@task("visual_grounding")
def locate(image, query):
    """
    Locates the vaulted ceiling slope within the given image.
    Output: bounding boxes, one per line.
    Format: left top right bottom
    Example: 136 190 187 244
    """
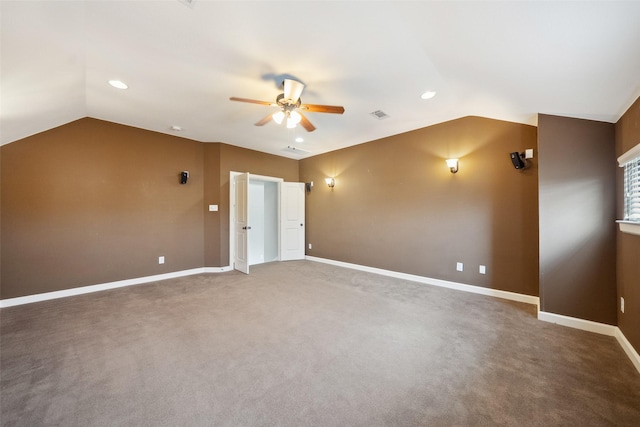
2 1 640 159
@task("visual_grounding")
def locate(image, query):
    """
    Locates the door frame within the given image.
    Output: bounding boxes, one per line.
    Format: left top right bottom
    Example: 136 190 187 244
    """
230 171 284 271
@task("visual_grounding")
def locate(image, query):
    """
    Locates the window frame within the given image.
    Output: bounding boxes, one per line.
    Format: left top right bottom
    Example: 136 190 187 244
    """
617 142 640 236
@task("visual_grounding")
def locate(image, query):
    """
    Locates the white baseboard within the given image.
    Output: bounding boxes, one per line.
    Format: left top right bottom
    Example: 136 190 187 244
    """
0 266 233 308
615 328 640 374
306 256 540 306
537 311 617 336
538 310 640 374
204 266 234 273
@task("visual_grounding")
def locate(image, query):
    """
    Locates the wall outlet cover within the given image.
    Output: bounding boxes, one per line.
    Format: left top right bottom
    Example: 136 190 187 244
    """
456 262 463 272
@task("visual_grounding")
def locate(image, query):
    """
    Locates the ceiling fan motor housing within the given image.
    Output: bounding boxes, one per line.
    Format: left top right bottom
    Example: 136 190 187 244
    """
276 93 301 111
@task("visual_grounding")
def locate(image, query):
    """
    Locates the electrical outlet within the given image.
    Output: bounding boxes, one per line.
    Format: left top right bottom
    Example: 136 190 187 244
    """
479 265 486 274
159 256 165 265
308 243 312 249
621 297 625 313
456 262 463 272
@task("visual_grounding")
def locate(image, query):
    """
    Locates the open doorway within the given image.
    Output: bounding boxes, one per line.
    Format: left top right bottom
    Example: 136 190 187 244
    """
230 172 305 274
248 179 279 265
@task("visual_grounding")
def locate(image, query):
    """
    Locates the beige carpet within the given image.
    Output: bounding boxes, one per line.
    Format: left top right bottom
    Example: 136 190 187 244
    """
1 260 639 426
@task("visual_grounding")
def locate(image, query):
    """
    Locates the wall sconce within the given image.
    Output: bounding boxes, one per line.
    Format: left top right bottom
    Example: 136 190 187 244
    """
446 159 459 174
325 177 335 188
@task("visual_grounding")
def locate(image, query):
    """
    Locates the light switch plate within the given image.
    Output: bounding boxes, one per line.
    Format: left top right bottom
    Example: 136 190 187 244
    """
209 204 218 212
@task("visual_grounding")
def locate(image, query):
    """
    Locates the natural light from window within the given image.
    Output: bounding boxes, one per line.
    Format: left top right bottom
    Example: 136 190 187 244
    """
624 158 640 221
617 143 640 235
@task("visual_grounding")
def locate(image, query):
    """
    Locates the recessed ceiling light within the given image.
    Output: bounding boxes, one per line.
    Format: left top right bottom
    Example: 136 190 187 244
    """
108 80 128 90
295 137 304 143
171 125 183 131
421 91 437 100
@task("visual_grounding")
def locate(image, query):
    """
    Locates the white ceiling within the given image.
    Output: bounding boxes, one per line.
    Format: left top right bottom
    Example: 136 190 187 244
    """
3 1 640 159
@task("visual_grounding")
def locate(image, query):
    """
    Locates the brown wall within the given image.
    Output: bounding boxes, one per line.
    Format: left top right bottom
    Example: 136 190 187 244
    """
1 118 205 299
1 110 632 352
300 116 539 295
203 143 222 267
538 114 617 324
615 96 640 351
1 120 300 297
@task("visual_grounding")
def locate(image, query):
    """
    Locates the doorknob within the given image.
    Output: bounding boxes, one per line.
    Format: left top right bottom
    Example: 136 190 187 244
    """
300 223 303 227
242 226 252 230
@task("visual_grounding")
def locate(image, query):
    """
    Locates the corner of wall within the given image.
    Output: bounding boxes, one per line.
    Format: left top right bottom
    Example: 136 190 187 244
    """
538 114 617 325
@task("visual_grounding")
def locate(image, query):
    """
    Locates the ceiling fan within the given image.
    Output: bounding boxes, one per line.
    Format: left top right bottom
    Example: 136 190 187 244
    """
230 79 344 132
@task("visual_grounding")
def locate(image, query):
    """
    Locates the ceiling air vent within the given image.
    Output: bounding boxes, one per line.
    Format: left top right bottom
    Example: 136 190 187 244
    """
283 146 311 156
370 110 389 120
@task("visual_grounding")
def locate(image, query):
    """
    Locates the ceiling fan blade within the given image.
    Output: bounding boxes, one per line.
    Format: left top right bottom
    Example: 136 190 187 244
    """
254 114 274 126
300 103 345 114
299 113 316 132
283 79 304 102
230 97 275 106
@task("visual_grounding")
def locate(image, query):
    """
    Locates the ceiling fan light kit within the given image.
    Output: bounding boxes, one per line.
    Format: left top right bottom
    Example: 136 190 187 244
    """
272 111 285 124
230 78 344 132
286 111 302 128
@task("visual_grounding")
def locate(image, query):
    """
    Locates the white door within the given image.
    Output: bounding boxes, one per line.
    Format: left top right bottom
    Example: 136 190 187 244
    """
234 172 249 273
280 182 305 261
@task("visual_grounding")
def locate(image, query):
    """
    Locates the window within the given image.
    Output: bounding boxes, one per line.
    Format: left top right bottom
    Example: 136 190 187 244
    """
623 157 640 221
618 142 640 235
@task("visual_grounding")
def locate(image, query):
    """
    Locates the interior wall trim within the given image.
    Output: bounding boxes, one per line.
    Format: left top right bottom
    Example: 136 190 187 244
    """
0 266 233 308
204 266 234 273
305 256 540 306
615 327 640 374
537 310 617 335
538 310 640 374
